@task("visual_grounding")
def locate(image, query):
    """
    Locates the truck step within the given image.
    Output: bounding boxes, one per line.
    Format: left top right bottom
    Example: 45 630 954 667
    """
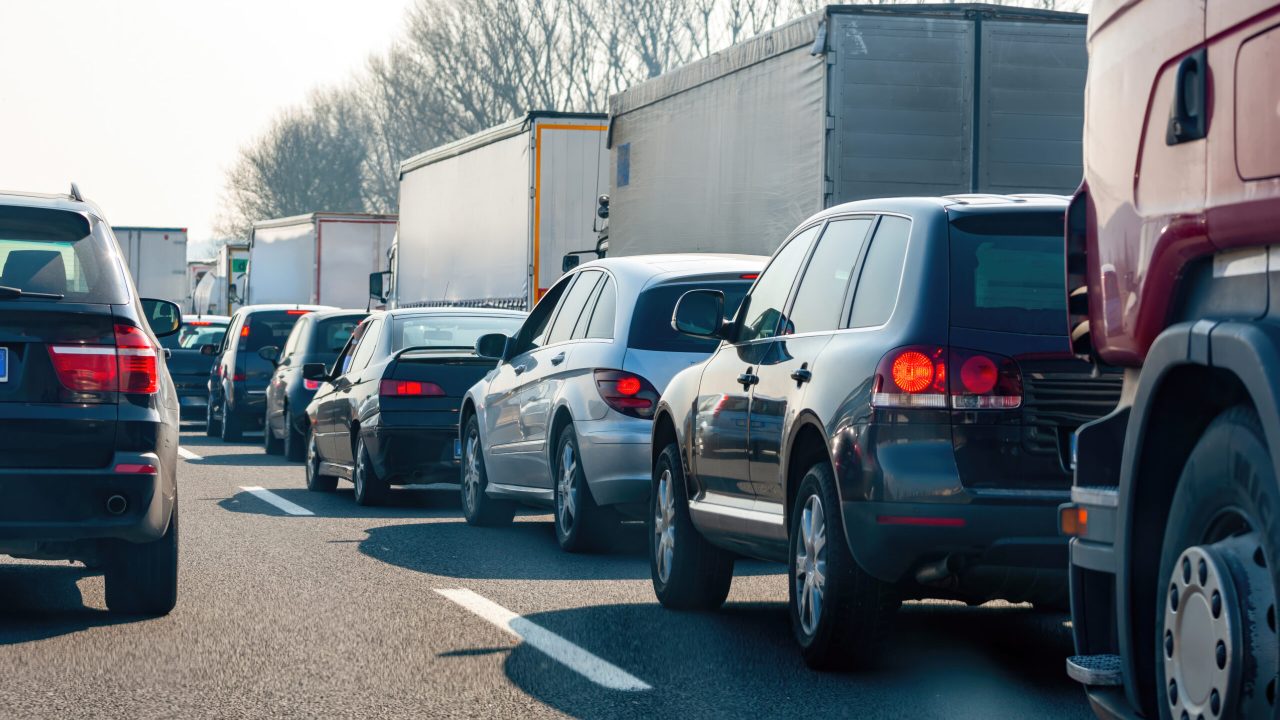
1066 654 1123 686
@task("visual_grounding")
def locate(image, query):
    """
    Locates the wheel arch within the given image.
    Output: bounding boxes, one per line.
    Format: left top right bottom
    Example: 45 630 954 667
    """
784 412 835 531
547 403 576 473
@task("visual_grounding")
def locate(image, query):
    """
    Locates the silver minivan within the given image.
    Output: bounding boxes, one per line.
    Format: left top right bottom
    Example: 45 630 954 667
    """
460 254 767 552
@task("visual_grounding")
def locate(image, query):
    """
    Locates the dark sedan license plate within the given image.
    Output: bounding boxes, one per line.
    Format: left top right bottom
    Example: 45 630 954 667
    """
0 347 7 382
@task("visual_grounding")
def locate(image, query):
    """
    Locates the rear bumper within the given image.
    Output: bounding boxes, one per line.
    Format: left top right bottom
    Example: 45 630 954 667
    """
365 416 460 483
0 451 173 553
576 416 651 507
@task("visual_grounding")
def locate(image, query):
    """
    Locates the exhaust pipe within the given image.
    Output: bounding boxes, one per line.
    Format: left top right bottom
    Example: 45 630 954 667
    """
106 495 128 516
915 554 965 586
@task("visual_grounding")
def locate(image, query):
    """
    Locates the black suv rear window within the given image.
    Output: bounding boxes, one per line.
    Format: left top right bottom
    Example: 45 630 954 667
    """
949 212 1067 336
628 280 750 352
0 206 127 303
240 311 307 352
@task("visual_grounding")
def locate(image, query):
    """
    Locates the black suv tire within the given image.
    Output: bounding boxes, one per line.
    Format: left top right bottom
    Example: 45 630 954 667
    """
104 499 179 616
789 462 899 670
305 427 338 492
352 436 388 506
283 411 306 462
460 414 516 527
205 397 221 437
220 403 243 442
650 443 733 610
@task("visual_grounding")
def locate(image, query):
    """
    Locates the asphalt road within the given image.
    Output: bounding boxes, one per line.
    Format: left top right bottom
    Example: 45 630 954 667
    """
0 427 1095 719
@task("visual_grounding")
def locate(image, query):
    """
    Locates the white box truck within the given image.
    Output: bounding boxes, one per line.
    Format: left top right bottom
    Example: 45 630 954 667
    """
192 241 249 316
246 213 396 309
607 4 1087 256
113 226 188 305
388 111 608 310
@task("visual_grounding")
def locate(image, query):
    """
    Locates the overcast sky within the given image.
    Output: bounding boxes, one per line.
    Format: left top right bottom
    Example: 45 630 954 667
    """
0 0 415 258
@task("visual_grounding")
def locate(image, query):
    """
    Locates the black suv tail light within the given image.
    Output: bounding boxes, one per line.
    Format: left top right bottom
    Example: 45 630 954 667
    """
593 370 659 419
48 323 159 397
871 346 1021 410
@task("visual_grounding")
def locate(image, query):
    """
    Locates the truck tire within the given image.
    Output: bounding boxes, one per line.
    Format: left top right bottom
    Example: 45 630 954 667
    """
220 402 243 442
283 411 306 462
1155 406 1279 720
460 414 515 527
263 414 283 455
205 397 221 437
104 499 179 616
305 427 338 492
650 443 733 610
352 436 388 506
554 424 615 553
789 462 899 671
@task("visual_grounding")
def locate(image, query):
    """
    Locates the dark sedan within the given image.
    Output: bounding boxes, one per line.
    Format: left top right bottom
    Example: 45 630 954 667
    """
157 315 228 421
303 308 525 505
261 310 365 461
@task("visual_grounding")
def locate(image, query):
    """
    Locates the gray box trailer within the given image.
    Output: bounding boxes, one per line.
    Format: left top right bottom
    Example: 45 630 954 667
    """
247 213 396 308
607 3 1087 256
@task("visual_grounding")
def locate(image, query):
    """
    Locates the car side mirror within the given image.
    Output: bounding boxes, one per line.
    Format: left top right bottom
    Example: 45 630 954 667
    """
258 345 280 365
369 271 390 303
672 289 726 339
475 333 510 361
562 254 580 272
140 298 181 337
302 362 329 382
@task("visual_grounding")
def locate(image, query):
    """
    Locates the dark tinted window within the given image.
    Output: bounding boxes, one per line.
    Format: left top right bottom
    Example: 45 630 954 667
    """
790 217 873 334
239 311 308 352
310 316 364 355
159 321 228 350
512 275 571 354
546 271 601 345
0 206 127 303
584 277 616 339
391 314 524 352
850 216 911 328
348 318 383 371
949 212 1067 336
736 225 819 342
628 280 750 352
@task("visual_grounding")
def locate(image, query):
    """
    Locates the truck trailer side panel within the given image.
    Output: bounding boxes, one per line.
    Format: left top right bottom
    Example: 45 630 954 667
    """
114 227 188 306
316 219 396 308
532 118 609 300
248 221 315 305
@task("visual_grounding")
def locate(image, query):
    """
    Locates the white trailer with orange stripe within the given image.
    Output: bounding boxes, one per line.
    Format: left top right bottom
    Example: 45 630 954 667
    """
390 111 608 310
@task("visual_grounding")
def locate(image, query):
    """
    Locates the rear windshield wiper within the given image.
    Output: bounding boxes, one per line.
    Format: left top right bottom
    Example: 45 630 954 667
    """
0 285 65 300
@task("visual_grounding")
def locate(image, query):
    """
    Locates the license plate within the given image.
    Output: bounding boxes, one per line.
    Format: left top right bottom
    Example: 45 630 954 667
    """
0 347 7 383
453 438 462 460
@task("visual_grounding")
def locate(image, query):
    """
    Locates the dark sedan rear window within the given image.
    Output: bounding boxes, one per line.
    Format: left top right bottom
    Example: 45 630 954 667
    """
628 280 750 352
0 206 127 303
240 311 307 352
949 212 1067 336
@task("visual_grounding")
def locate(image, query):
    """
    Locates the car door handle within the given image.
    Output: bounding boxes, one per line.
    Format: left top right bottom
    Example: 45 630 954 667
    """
737 372 759 387
550 352 566 366
791 368 812 384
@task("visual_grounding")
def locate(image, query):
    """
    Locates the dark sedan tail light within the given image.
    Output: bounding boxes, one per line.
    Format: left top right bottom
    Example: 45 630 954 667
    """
594 370 659 419
47 323 159 396
379 379 445 397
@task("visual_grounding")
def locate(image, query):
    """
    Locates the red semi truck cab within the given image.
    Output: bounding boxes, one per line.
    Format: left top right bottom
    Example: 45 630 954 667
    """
1063 1 1280 719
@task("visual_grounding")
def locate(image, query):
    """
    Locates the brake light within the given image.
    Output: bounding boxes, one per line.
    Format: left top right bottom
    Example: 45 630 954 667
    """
114 324 158 394
304 379 321 391
740 273 759 280
114 463 157 474
286 309 311 315
188 320 212 326
240 326 250 337
594 370 659 419
47 324 159 396
379 379 445 397
871 346 1021 410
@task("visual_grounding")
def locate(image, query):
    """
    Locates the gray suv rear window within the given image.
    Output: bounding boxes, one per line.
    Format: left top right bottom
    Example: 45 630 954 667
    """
0 206 127 303
949 212 1067 336
628 280 750 353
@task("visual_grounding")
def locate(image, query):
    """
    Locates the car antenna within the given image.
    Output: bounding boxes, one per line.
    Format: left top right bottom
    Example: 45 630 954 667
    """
69 182 84 202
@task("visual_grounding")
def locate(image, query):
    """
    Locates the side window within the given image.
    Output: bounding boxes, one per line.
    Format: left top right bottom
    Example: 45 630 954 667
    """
583 276 617 339
849 216 911 328
735 224 820 342
348 318 383 373
788 217 874 334
280 317 307 362
335 322 365 375
224 314 243 352
512 276 573 355
546 271 602 345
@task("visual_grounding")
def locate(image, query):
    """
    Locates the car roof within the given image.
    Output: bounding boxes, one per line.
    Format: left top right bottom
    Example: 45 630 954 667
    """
576 253 768 282
234 304 337 315
0 189 106 222
307 310 370 322
810 194 1069 224
182 314 231 324
375 307 528 318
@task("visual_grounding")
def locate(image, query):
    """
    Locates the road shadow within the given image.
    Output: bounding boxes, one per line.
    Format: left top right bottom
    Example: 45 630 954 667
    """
0 564 140 644
476 600 1091 720
217 486 470 519
359 519 782 581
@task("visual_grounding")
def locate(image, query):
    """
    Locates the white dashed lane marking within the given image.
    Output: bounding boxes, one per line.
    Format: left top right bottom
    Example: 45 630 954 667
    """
239 486 314 516
435 588 652 692
177 447 203 461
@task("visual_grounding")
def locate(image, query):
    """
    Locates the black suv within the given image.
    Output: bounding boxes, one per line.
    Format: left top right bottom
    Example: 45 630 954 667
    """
204 303 332 441
261 310 365 460
650 196 1121 668
0 189 183 615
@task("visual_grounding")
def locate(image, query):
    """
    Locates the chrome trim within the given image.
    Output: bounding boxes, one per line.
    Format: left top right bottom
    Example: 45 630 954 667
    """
1071 485 1119 508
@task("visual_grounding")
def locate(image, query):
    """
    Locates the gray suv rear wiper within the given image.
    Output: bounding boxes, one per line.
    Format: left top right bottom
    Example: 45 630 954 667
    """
0 284 66 300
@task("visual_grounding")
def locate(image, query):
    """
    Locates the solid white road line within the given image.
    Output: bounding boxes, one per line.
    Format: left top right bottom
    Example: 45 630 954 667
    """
239 486 314 516
435 588 651 692
177 447 203 461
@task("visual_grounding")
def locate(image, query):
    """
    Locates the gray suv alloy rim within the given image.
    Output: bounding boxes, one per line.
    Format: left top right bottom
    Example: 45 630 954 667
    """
794 494 828 637
1164 530 1277 719
462 431 482 515
654 468 676 584
557 441 579 534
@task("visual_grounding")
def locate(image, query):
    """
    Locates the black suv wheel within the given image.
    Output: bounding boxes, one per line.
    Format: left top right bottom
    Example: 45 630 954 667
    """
205 395 221 437
220 402 243 442
650 443 733 610
789 462 899 670
283 411 306 462
104 499 179 616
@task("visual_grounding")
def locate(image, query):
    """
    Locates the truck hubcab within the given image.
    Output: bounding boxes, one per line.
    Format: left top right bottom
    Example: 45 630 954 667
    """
1163 528 1277 720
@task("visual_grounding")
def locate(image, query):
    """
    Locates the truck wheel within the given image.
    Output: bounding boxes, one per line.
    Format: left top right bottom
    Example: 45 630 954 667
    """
460 414 515 527
283 411 306 462
263 414 283 455
205 397 221 437
650 443 733 610
352 437 387 506
220 402 243 442
554 424 614 552
104 498 179 616
1156 406 1279 720
789 462 899 671
305 427 337 492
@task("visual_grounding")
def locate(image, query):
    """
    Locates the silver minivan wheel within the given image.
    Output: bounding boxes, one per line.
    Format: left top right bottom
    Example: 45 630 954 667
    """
556 440 580 535
462 431 482 516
